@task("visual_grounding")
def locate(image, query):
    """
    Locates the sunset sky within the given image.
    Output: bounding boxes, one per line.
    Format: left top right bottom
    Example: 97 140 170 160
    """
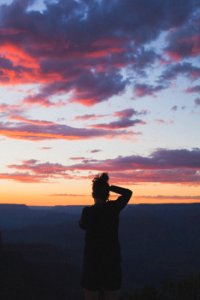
0 0 200 206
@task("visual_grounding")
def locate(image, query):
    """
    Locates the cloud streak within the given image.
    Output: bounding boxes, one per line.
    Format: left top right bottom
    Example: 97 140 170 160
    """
136 195 200 200
90 119 145 130
2 148 199 184
9 148 200 171
89 108 147 129
0 117 133 141
133 83 166 98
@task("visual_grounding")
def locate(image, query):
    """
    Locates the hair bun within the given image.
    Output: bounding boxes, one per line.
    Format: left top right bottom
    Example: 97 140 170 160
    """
99 172 109 183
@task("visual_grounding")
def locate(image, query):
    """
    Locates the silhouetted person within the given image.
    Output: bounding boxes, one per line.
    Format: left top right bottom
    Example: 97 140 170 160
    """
79 173 132 300
0 231 2 253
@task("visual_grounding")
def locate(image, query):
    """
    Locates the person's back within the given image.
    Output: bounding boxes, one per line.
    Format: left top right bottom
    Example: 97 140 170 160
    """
79 173 132 300
83 202 121 263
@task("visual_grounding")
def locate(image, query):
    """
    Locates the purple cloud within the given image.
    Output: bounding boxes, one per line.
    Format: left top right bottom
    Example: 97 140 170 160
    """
0 118 133 141
0 103 25 117
186 85 200 94
165 14 200 60
133 83 166 97
90 149 102 154
89 107 147 129
90 119 145 129
171 105 178 111
64 148 200 172
0 0 199 105
72 70 128 105
114 108 147 118
194 98 200 106
4 148 200 184
161 63 200 82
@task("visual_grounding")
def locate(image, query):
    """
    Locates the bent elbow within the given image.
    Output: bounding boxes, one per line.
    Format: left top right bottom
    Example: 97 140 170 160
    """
126 189 133 201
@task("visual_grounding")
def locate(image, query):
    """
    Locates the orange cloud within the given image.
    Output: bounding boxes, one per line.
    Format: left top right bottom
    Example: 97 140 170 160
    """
0 43 62 85
0 172 45 183
10 115 55 126
0 43 37 68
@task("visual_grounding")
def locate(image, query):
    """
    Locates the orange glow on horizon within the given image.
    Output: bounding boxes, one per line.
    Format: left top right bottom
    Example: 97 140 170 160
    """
0 173 199 206
1 198 200 206
1 192 200 206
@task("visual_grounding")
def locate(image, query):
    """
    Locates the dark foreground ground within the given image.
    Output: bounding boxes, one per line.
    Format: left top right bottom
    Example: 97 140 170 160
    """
0 247 81 300
1 246 200 300
1 203 200 299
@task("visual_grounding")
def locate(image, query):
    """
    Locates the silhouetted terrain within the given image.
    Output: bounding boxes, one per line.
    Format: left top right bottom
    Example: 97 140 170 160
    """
120 204 200 289
1 203 200 298
124 273 200 300
0 245 81 299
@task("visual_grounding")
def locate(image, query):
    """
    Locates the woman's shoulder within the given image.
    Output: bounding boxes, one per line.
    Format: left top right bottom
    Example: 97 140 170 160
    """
82 205 96 213
82 206 90 212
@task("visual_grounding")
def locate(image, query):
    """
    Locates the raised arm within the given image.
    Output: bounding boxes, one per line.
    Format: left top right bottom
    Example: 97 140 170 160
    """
109 185 132 210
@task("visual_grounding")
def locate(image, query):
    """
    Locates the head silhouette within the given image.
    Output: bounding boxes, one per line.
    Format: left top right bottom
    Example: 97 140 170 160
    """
92 173 109 202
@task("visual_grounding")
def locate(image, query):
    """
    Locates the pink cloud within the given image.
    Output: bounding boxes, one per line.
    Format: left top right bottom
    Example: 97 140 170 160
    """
0 103 24 116
186 85 200 94
23 95 56 107
114 108 148 118
9 160 68 175
0 0 198 106
0 172 45 183
0 117 133 141
166 34 200 61
10 116 55 126
109 169 200 185
3 148 199 184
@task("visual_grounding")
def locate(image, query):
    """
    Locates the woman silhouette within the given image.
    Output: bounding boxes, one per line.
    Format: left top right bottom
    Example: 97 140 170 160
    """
79 173 132 300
